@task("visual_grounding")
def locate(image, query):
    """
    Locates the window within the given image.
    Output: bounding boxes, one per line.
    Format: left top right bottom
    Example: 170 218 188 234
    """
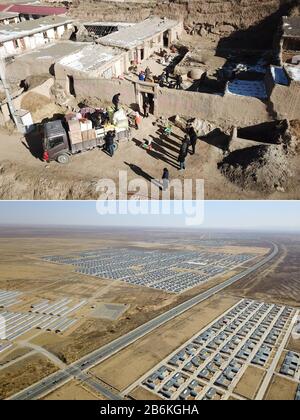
13 39 20 49
48 136 65 149
102 67 113 79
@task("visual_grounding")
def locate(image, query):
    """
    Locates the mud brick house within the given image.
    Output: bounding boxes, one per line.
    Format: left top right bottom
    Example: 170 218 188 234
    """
99 17 184 64
0 15 73 57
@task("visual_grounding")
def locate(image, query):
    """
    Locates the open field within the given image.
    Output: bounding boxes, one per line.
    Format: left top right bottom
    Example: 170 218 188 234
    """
0 347 31 367
42 380 104 400
0 354 58 399
265 375 299 400
227 240 300 307
234 366 266 399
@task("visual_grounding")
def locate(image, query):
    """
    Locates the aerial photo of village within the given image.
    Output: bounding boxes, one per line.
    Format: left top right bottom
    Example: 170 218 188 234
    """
0 0 299 199
0 0 299 405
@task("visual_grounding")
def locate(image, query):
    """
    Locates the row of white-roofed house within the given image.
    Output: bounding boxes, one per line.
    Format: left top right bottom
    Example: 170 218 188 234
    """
0 310 79 340
0 299 86 340
0 290 22 308
30 298 87 317
0 340 13 353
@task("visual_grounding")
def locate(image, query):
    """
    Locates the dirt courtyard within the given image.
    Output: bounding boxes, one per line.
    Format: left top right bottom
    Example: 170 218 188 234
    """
1 114 300 200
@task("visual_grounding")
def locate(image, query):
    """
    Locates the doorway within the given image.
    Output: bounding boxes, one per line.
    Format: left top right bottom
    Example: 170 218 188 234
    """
163 31 170 48
67 75 75 96
141 92 155 116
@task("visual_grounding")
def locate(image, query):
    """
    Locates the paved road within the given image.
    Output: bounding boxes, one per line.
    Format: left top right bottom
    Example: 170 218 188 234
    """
10 243 279 400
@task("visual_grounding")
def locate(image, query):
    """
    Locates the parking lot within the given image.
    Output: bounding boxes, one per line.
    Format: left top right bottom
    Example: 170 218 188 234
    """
125 299 299 400
43 248 257 294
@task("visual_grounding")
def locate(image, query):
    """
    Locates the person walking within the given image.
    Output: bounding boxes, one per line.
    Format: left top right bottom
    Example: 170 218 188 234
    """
145 66 151 80
143 97 150 118
112 93 121 111
139 71 145 81
175 74 183 90
162 168 170 191
158 72 166 88
135 112 142 130
187 125 198 155
105 130 116 157
178 138 189 171
165 67 170 83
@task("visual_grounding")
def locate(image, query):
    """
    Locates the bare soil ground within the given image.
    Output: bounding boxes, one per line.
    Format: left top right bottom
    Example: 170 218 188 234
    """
286 337 300 354
234 366 266 399
0 354 58 399
1 115 300 199
129 386 163 401
227 240 300 307
264 375 298 400
0 347 31 367
42 379 104 400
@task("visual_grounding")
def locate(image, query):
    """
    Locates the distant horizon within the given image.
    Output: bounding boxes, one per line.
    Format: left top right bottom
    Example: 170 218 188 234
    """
0 222 299 234
0 201 299 232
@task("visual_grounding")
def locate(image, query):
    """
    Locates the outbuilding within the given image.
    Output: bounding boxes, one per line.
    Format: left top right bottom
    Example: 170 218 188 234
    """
99 17 184 64
55 44 128 97
0 15 73 57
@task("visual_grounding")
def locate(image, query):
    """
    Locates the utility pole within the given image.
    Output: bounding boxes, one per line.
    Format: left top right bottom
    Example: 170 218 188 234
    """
0 53 22 132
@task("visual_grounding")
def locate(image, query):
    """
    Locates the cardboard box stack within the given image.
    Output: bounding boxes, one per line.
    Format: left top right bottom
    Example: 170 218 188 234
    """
68 119 82 145
82 129 96 141
79 119 95 142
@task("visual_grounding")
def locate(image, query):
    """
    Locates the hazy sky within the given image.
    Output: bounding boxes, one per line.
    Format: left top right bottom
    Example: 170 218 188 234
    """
0 201 299 231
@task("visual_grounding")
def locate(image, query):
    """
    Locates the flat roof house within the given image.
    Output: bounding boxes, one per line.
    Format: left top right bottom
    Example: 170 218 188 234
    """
55 44 128 96
0 15 74 57
0 12 20 26
99 17 184 64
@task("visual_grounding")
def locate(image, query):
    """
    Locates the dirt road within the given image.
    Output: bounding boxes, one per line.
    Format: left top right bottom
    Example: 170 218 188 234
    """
0 119 299 200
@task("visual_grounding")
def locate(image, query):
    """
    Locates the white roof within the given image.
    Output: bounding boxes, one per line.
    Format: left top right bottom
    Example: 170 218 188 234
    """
285 64 300 82
58 44 123 72
99 17 179 49
0 12 19 21
0 15 73 43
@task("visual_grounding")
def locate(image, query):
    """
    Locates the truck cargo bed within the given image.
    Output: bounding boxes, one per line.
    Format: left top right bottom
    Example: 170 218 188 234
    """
69 128 131 154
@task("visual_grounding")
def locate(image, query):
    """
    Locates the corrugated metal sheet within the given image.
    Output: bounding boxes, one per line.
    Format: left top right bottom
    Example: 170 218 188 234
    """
8 5 67 16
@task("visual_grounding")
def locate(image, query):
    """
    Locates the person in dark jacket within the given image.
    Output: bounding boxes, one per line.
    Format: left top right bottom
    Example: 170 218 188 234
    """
112 93 121 111
187 125 198 155
162 168 170 191
105 131 116 157
143 97 150 118
165 67 170 82
178 137 189 171
158 73 166 87
175 74 183 90
145 66 151 80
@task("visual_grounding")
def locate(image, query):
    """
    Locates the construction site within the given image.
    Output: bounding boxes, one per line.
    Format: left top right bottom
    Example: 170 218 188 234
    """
0 224 299 400
0 0 299 199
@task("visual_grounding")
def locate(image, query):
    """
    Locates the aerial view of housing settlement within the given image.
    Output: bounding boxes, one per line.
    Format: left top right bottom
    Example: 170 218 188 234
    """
0 0 299 408
0 200 300 403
